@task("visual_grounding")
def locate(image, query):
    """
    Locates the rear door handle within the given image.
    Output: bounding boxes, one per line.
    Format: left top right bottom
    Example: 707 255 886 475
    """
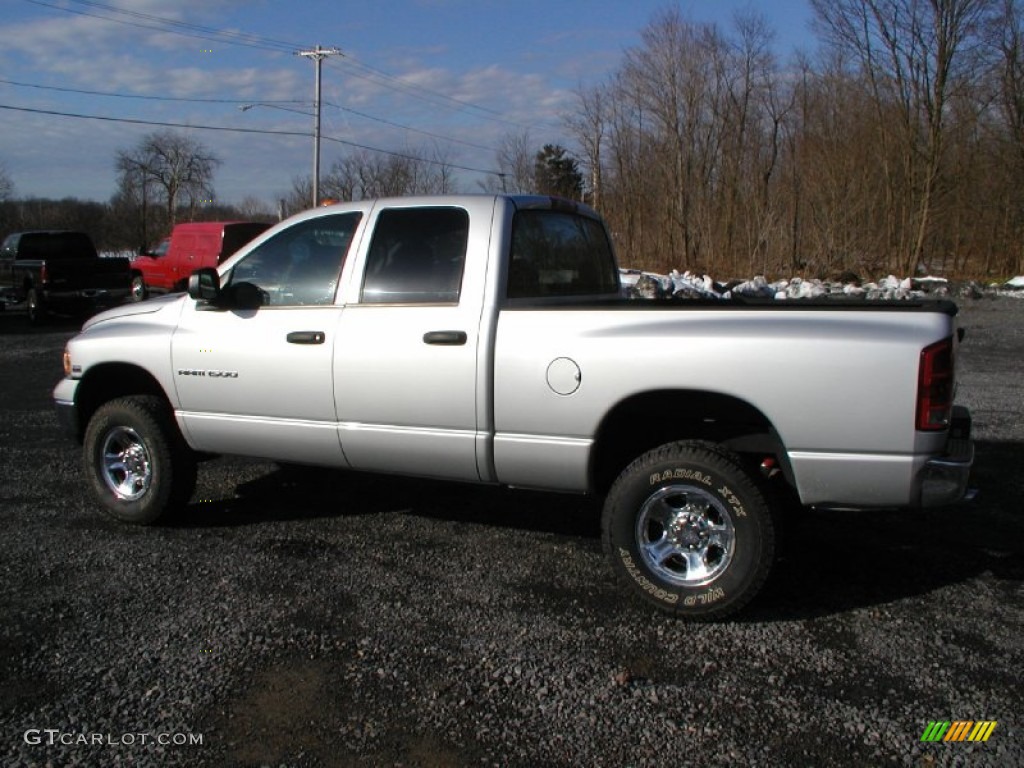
423 330 467 346
287 331 326 344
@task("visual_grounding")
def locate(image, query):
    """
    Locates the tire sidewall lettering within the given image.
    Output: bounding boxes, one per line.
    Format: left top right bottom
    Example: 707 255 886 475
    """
617 547 680 604
649 468 713 487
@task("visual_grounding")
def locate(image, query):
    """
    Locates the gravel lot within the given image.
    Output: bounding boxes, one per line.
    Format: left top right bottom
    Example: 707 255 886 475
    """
1 298 1021 767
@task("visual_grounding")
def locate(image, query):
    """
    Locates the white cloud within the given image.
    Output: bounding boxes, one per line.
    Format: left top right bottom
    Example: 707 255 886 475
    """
0 1 587 203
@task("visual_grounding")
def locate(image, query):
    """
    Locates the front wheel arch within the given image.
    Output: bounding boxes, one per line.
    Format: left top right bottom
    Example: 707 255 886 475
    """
71 364 171 442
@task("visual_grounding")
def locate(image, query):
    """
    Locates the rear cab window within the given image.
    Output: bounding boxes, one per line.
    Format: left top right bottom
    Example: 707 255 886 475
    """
506 210 620 301
14 232 98 260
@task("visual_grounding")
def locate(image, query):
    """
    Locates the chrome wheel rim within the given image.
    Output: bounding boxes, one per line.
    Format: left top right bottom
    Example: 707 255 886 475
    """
130 277 145 301
636 485 735 587
100 426 152 501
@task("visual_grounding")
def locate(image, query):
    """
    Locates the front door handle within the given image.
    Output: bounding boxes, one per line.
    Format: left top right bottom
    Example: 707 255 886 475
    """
287 331 326 345
423 330 467 346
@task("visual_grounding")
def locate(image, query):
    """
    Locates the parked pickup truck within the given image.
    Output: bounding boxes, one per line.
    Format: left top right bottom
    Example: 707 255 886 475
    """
1 230 132 324
129 220 271 301
52 195 974 619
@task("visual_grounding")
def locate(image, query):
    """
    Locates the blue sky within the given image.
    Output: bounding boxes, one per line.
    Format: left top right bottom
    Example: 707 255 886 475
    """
0 1 816 206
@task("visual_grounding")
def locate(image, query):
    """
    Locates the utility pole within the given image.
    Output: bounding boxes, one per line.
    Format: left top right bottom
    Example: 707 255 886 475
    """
296 44 342 207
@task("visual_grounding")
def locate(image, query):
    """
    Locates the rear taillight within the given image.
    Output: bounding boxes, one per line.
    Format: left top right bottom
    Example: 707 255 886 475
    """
917 337 954 431
39 263 48 283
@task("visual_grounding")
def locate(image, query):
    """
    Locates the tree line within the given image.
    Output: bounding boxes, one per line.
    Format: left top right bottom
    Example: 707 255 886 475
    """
0 134 270 253
565 0 1024 279
0 134 583 254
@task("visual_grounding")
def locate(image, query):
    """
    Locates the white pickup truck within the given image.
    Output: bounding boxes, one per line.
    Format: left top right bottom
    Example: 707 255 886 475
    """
53 195 974 619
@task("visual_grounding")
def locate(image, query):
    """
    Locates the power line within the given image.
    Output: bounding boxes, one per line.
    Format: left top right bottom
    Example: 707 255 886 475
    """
65 0 301 51
0 76 503 156
329 57 506 119
324 57 543 131
0 77 305 106
22 0 533 130
322 100 497 153
20 0 292 52
0 102 504 177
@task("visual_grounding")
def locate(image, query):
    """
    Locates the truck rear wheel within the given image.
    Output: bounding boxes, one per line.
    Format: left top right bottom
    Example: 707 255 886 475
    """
130 275 148 302
26 288 47 325
83 396 196 524
602 441 775 620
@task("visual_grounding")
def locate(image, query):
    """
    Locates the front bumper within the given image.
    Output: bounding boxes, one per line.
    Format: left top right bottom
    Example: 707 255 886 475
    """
53 377 81 441
919 406 975 507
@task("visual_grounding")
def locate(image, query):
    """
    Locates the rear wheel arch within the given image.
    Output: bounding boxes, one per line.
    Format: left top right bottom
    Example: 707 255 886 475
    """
588 389 794 496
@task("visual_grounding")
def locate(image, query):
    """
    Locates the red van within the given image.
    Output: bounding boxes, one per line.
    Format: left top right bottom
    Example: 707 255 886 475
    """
129 221 271 300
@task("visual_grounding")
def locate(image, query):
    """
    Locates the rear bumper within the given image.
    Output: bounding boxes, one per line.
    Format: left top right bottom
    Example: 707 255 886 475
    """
40 286 131 311
918 406 975 507
790 405 975 509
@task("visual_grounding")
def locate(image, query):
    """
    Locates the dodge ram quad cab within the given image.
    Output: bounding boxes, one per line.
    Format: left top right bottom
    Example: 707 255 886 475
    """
52 195 974 619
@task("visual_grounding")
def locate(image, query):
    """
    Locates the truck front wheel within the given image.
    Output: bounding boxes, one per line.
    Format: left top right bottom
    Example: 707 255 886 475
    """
83 396 196 524
602 441 775 620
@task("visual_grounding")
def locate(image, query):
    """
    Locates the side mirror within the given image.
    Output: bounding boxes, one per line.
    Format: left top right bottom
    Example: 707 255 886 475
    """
229 281 268 309
188 267 220 301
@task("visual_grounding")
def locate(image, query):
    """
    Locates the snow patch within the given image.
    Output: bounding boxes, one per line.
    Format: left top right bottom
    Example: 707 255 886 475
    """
621 269 1024 301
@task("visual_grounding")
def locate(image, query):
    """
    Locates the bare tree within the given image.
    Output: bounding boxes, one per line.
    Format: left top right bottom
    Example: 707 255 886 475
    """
567 85 608 207
236 195 275 220
490 130 536 193
0 161 13 202
990 0 1024 273
324 147 456 201
115 147 158 247
115 130 222 231
284 176 314 216
621 10 736 269
811 0 997 273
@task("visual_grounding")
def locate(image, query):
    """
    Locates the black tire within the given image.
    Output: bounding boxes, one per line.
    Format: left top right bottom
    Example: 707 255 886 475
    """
26 288 47 325
83 396 197 525
130 274 148 302
602 440 775 620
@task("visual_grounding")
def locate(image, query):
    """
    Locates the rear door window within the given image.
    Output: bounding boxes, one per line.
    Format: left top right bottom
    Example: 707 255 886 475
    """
360 208 469 304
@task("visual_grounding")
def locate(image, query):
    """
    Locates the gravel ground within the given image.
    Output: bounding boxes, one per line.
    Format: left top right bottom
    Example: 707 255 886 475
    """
0 298 1021 767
